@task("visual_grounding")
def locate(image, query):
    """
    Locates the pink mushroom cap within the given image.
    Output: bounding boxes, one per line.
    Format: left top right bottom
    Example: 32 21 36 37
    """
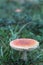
15 9 22 12
10 38 39 51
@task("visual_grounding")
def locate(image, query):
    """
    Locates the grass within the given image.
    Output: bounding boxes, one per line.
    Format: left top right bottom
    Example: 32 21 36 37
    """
0 0 43 65
0 23 43 65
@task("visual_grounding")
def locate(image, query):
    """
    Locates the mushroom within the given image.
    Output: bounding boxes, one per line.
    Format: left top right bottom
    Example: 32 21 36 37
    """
15 9 22 13
10 38 39 62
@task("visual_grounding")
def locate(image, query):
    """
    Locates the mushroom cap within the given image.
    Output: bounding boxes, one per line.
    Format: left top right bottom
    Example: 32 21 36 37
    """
15 9 22 12
10 38 39 51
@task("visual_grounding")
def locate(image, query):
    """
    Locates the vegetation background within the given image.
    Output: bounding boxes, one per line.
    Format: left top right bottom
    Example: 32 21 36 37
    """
0 0 43 65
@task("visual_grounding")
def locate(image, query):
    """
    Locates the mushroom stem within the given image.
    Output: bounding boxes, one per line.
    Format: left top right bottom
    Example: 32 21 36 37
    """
21 50 27 62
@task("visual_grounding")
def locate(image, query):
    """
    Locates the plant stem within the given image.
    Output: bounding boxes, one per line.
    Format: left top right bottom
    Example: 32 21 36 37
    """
21 50 28 62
